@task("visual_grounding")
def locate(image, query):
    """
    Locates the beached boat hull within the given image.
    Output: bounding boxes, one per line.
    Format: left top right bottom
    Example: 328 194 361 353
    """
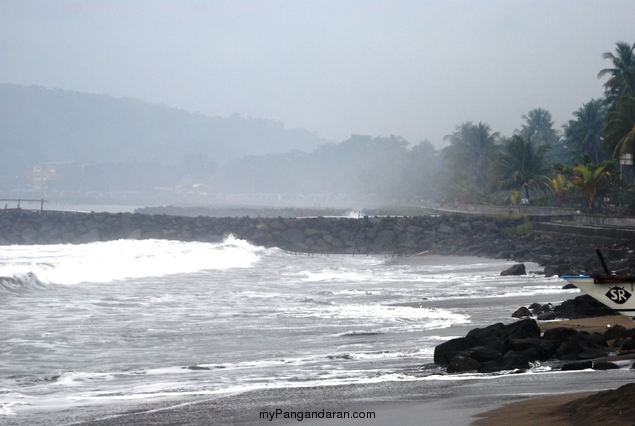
561 275 635 319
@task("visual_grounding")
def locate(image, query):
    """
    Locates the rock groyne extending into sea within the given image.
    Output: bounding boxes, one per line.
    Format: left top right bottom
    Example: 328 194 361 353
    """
0 209 626 276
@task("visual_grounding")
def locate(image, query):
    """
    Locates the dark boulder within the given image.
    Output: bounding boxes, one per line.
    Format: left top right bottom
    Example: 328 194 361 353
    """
478 350 530 373
556 333 609 360
447 355 481 373
593 361 620 370
561 361 593 371
553 294 618 319
542 327 579 344
528 302 543 313
511 307 532 318
603 324 631 341
504 320 542 341
621 339 635 351
466 346 502 363
466 319 541 343
537 312 557 320
501 264 526 276
506 338 559 361
433 337 481 365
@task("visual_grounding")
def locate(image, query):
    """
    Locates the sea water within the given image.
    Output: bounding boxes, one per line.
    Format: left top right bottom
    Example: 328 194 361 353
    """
0 237 579 423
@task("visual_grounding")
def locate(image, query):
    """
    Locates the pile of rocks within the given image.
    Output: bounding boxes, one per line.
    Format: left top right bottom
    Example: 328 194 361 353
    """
512 295 619 320
434 319 635 373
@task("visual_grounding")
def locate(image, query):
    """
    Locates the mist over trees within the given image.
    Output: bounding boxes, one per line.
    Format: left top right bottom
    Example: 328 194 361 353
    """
220 136 442 201
0 84 329 190
2 41 635 210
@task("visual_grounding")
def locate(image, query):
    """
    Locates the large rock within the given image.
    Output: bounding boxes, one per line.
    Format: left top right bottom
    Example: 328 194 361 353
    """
553 295 618 319
433 337 481 365
447 355 481 373
466 319 541 345
478 350 530 373
506 338 559 361
501 264 526 276
511 307 532 318
466 346 502 363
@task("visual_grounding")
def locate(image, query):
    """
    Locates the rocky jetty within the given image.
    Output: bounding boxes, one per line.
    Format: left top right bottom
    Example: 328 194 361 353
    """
0 210 530 256
0 209 619 272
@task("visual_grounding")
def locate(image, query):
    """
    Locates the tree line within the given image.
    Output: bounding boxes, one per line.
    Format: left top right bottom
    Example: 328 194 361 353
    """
440 41 635 212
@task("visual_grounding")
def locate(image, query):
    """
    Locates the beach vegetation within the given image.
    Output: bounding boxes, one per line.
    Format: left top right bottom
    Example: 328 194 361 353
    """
562 99 606 165
492 135 551 199
599 42 635 165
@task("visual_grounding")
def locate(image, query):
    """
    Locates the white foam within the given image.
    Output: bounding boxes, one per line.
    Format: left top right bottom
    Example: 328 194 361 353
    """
0 401 29 416
298 270 365 282
0 236 261 287
279 304 470 330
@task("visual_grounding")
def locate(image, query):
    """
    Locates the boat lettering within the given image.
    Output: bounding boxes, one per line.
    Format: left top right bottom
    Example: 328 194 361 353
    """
606 286 632 304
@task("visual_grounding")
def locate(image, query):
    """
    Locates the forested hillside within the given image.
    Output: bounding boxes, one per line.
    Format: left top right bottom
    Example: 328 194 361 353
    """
0 84 328 188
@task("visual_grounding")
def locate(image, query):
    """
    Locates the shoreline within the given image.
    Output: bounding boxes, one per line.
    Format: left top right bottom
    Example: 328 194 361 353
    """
24 316 631 426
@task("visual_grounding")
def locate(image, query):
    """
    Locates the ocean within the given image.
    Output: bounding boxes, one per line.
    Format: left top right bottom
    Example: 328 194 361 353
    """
0 236 616 424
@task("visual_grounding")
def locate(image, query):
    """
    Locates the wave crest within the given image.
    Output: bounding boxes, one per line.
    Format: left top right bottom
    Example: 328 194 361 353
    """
0 236 262 290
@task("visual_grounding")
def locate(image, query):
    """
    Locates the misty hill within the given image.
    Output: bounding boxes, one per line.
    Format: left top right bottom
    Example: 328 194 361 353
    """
0 84 329 185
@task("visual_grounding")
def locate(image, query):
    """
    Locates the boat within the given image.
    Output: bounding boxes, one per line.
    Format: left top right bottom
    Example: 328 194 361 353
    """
560 249 635 319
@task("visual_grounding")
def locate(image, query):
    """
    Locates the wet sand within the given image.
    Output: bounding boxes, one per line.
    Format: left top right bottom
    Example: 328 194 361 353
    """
472 392 596 425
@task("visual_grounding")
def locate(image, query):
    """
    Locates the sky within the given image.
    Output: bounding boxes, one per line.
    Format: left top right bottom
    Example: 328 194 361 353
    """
1 0 634 148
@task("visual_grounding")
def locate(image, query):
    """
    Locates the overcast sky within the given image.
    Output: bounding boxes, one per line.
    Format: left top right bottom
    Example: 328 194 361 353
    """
1 0 634 148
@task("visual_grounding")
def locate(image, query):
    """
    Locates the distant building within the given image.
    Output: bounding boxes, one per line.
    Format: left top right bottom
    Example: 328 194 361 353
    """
31 164 57 189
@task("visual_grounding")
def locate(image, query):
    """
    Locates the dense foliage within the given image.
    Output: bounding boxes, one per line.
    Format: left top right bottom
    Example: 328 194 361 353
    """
438 41 635 211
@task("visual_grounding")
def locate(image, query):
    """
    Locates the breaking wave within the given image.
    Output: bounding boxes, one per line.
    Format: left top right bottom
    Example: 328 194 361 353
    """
0 236 262 291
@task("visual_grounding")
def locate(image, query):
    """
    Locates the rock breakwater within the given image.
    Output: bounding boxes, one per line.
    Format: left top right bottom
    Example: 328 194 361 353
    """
0 209 627 276
0 210 524 254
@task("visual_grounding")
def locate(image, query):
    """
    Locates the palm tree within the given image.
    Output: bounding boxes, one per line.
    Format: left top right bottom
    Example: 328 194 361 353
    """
508 190 522 206
519 108 560 146
544 174 570 207
571 165 611 211
443 122 500 193
562 99 606 164
493 135 551 199
598 41 635 101
598 42 635 158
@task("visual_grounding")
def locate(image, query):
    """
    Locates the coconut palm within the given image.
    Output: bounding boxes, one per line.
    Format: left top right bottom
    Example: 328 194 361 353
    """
598 42 635 158
571 165 611 211
442 122 500 193
544 174 571 207
519 108 560 147
562 99 606 164
598 41 635 101
493 135 551 199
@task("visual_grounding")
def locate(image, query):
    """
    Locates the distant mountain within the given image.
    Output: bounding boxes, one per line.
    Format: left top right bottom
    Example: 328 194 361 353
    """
0 84 330 187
